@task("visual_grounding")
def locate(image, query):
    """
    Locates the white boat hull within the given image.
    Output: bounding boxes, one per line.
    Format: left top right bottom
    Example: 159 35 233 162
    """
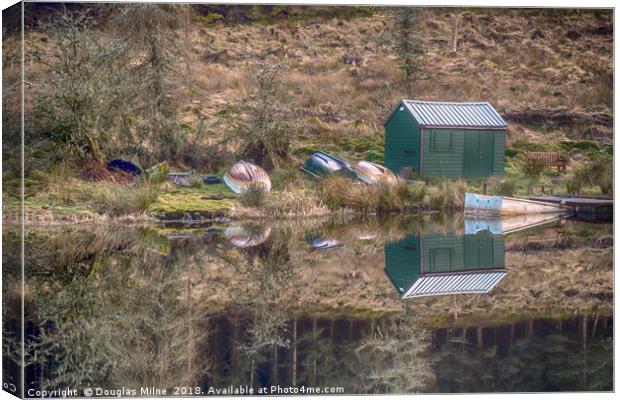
464 193 571 216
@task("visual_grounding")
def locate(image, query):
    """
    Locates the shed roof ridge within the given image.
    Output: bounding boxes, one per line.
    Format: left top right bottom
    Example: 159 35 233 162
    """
398 99 507 128
402 99 492 105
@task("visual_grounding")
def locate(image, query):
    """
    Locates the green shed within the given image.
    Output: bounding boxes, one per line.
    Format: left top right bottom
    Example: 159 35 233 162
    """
384 100 507 178
384 230 506 299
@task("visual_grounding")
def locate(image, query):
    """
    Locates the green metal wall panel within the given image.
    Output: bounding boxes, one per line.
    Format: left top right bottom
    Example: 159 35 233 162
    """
462 230 505 270
384 105 420 175
463 130 495 177
384 235 421 295
421 233 465 273
420 129 465 178
492 235 505 268
492 130 506 176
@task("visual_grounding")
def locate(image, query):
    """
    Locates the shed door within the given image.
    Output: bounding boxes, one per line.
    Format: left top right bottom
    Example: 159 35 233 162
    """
464 130 494 177
463 231 494 270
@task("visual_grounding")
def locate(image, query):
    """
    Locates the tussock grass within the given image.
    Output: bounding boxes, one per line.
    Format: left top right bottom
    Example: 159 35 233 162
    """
95 177 162 216
317 176 420 213
427 179 468 211
264 187 329 217
269 167 303 190
238 183 267 207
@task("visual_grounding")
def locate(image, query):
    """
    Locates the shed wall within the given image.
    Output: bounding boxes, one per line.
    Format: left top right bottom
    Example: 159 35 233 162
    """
385 106 420 175
384 235 420 294
492 130 506 176
421 128 506 178
421 128 465 178
421 233 465 273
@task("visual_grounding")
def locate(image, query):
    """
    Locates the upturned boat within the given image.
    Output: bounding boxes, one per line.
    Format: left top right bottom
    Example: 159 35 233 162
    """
300 151 357 179
353 160 399 185
464 192 571 216
223 161 271 194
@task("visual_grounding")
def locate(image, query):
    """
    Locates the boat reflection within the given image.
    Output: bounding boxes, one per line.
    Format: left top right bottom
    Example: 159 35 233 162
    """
224 225 272 248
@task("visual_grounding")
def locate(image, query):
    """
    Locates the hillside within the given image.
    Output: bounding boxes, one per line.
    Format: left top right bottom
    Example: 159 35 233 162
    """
177 7 613 156
2 5 614 222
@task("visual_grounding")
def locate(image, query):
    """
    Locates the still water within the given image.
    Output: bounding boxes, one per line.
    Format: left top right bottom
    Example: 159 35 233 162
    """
2 214 613 395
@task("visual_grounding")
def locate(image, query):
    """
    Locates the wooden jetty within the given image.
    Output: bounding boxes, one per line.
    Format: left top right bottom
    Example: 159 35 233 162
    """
529 195 613 222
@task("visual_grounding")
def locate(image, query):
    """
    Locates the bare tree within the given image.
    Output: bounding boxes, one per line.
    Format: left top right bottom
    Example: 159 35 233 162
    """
32 11 132 162
229 61 293 170
111 4 183 162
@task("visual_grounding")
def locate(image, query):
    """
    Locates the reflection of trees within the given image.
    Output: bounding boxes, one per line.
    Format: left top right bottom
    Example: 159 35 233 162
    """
219 230 298 387
431 326 613 392
214 222 432 393
236 238 296 353
2 230 23 394
24 227 210 392
355 316 430 393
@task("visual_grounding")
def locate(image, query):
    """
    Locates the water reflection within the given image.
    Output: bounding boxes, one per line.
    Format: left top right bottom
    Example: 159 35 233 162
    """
2 214 613 395
385 229 506 299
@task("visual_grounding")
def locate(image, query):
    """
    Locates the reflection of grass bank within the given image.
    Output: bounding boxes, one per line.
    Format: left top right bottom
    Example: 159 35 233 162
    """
13 216 613 335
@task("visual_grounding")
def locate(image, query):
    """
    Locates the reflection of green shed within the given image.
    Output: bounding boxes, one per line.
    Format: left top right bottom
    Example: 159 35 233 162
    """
385 230 506 299
384 100 507 178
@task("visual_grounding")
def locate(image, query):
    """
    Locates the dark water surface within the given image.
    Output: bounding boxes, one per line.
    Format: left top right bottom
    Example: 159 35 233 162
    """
2 214 613 395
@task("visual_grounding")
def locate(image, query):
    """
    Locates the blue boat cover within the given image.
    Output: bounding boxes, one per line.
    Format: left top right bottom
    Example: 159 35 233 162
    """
107 159 143 176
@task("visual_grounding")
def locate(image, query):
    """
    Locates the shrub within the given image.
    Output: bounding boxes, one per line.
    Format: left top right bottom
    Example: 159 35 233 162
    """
564 174 584 196
270 167 302 190
504 147 523 158
521 157 546 178
490 177 518 197
239 183 267 207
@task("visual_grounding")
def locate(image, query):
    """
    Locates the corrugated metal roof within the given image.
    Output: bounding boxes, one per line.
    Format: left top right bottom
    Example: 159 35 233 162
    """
402 100 507 128
402 271 506 299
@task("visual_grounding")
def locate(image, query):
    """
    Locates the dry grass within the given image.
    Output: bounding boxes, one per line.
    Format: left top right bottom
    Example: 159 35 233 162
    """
427 179 468 211
265 186 330 217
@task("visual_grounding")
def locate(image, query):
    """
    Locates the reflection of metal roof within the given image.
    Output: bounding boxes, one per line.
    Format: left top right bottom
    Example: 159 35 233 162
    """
402 271 507 299
402 100 507 128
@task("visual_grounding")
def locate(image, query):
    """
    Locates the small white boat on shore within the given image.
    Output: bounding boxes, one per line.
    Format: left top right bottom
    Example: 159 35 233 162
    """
464 192 572 217
223 161 271 194
353 161 399 185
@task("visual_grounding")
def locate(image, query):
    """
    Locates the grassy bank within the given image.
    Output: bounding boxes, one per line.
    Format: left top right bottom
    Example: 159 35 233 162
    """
6 149 612 225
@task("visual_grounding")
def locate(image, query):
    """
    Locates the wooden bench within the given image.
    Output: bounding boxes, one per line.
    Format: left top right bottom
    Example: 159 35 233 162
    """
526 152 569 172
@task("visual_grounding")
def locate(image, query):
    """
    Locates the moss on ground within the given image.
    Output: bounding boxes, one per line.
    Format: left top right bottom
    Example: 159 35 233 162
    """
149 183 236 217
